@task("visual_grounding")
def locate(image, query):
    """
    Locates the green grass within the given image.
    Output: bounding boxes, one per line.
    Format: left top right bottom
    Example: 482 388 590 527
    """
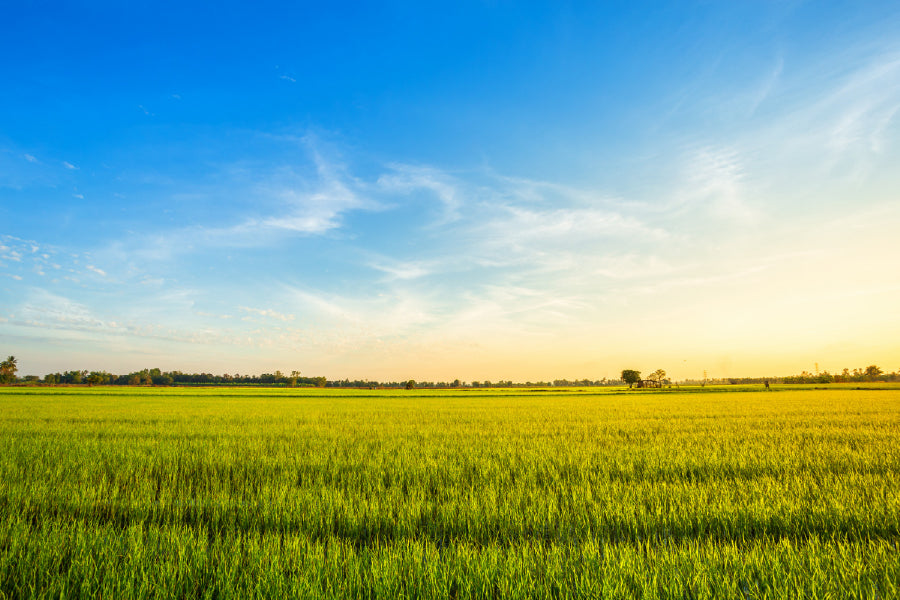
1 386 898 598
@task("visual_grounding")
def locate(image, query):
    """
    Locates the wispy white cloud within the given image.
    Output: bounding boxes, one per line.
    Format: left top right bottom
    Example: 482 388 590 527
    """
257 185 361 233
824 60 900 157
238 306 295 322
195 310 233 320
24 153 38 163
378 164 464 225
62 161 78 170
592 254 676 280
289 286 437 333
485 205 668 244
747 55 784 116
19 289 105 329
490 173 632 210
259 139 382 233
368 259 433 281
4 289 202 346
90 136 383 268
741 47 900 186
676 146 758 222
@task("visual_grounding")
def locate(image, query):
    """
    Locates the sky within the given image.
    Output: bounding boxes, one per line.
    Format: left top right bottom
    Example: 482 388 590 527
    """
2 1 899 382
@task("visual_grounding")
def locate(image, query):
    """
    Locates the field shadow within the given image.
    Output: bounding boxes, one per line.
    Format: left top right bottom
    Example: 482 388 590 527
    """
6 495 898 549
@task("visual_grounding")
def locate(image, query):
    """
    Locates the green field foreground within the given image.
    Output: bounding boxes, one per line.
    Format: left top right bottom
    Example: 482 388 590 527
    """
1 386 898 599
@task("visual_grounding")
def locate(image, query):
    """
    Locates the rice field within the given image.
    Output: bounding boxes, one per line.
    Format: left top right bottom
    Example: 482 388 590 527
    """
1 385 898 599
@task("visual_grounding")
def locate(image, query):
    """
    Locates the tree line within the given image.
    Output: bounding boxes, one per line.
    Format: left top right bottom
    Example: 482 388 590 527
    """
678 365 897 385
2 354 897 387
0 358 631 388
327 378 625 389
780 365 897 384
38 368 327 388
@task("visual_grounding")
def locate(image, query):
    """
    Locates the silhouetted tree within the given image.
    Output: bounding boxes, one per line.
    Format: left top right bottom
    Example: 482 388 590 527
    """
865 365 883 381
648 369 667 387
0 356 17 383
621 369 641 388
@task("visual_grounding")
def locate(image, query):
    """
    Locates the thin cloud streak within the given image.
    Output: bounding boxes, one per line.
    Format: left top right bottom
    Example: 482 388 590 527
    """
747 55 784 116
239 306 295 322
378 164 464 225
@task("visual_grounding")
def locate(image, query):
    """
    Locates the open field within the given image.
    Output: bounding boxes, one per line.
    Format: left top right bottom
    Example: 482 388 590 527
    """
1 386 898 599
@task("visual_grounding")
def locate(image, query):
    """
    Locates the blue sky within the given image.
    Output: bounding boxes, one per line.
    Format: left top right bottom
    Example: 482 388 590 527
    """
2 1 899 380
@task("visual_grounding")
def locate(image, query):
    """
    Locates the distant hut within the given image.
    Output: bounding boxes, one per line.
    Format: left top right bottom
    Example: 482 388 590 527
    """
635 379 663 389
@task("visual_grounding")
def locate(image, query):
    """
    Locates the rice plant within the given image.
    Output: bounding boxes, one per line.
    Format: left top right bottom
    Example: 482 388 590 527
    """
0 386 897 598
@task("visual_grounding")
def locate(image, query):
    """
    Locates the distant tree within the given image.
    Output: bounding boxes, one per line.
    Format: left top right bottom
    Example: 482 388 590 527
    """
864 365 883 381
0 356 17 383
621 369 641 388
648 369 667 387
406 380 416 390
151 374 174 386
63 370 86 384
